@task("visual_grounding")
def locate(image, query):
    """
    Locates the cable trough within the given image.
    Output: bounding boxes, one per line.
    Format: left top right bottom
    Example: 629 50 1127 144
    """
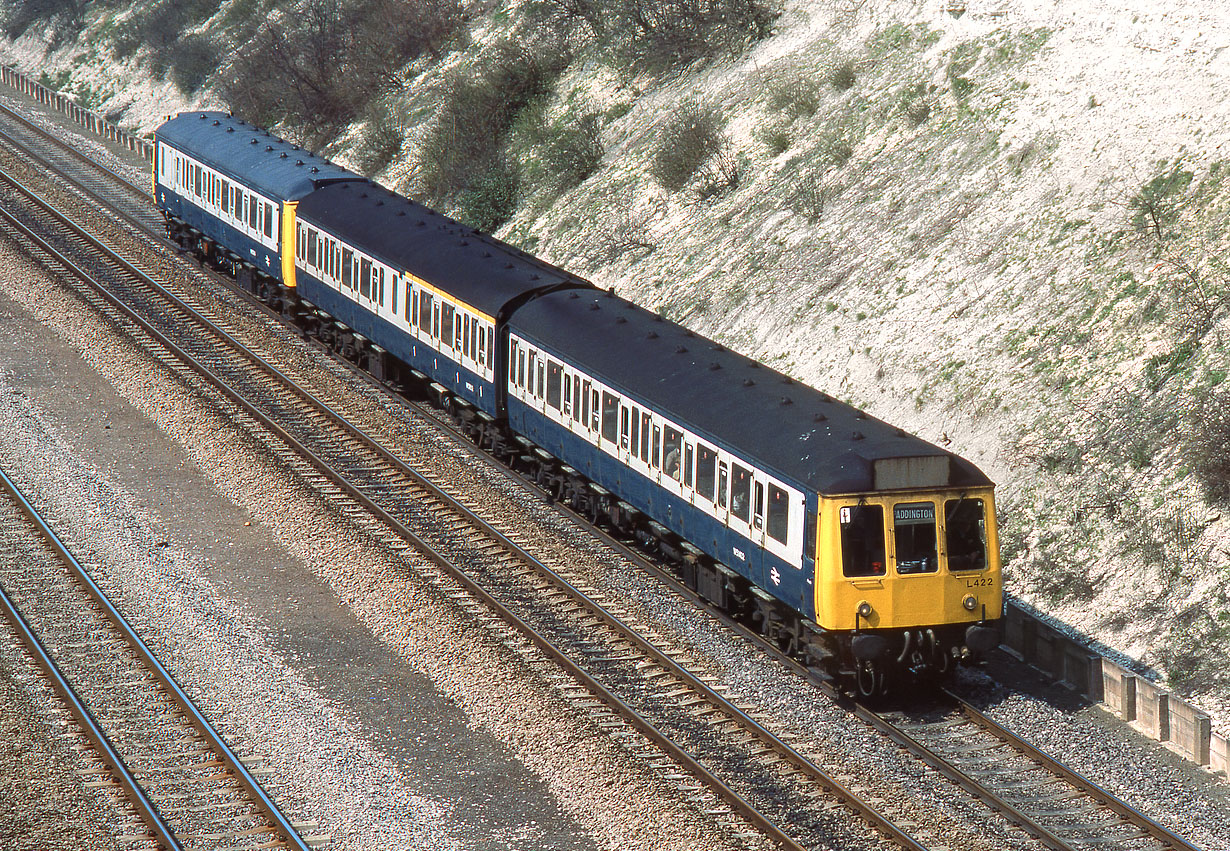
0 464 319 851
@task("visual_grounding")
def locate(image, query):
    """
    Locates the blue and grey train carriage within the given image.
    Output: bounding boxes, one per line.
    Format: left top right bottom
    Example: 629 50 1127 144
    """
153 111 360 306
291 180 594 414
505 289 1002 694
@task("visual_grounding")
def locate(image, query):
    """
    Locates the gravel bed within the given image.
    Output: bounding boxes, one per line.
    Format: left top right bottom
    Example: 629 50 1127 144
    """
0 617 142 851
0 244 751 850
954 663 1230 849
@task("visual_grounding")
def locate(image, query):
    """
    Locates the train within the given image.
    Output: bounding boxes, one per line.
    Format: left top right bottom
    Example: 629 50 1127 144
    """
152 111 1003 697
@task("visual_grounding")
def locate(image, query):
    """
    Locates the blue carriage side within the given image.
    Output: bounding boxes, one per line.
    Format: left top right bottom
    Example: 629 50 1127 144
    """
503 288 819 621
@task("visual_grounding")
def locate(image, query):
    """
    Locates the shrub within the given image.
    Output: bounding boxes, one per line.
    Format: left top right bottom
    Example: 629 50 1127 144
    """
355 109 403 175
1130 161 1194 239
827 59 856 91
540 113 605 191
766 70 821 118
650 101 723 191
457 160 519 232
1185 390 1230 507
168 34 219 93
535 0 777 69
415 40 566 204
2 0 83 41
817 130 854 168
757 122 791 156
223 0 463 136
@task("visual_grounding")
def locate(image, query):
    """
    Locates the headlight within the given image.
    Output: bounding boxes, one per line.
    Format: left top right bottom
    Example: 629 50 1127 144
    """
963 595 978 611
857 601 873 618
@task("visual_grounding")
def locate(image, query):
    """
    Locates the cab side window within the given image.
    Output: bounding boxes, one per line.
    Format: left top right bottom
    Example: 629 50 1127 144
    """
840 505 885 577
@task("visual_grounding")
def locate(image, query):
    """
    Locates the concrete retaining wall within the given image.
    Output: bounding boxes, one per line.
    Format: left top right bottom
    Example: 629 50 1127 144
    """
0 65 153 161
1007 599 1224 774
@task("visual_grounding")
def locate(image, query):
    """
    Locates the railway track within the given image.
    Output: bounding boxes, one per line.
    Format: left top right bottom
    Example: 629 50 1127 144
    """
0 98 1208 851
0 463 317 851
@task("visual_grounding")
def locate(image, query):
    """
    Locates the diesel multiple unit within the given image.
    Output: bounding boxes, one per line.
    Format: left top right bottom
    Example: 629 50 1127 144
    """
154 111 1003 696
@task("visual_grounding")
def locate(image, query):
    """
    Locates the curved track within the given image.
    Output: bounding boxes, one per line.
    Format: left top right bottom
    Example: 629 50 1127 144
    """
0 464 316 851
0 98 1207 851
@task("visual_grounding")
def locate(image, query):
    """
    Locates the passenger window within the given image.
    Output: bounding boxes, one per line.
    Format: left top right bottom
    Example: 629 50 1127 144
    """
527 353 536 394
717 462 729 509
601 392 619 444
487 328 494 370
518 351 526 387
767 484 789 544
620 406 630 449
572 377 582 422
894 502 938 574
264 203 274 239
840 505 886 577
547 361 563 410
683 443 693 487
432 302 440 339
696 444 716 501
945 499 988 572
420 291 432 333
803 511 817 561
537 361 545 398
455 316 463 352
730 464 751 522
590 389 599 433
640 413 650 461
249 196 258 229
378 268 386 306
562 375 571 415
753 482 764 531
652 426 661 468
463 315 472 359
307 230 317 268
508 341 518 382
442 304 455 349
663 427 682 481
342 249 354 290
630 407 640 456
360 258 372 299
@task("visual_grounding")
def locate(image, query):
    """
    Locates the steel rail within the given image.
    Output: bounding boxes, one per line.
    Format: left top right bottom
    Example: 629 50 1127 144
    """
953 695 1200 851
0 162 931 851
0 189 314 851
0 498 183 850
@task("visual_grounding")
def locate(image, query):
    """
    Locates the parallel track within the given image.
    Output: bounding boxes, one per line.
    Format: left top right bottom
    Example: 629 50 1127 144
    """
0 464 315 851
0 98 1206 851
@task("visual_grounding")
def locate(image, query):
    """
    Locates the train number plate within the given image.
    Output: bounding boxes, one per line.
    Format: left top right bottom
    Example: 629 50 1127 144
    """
965 577 994 587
